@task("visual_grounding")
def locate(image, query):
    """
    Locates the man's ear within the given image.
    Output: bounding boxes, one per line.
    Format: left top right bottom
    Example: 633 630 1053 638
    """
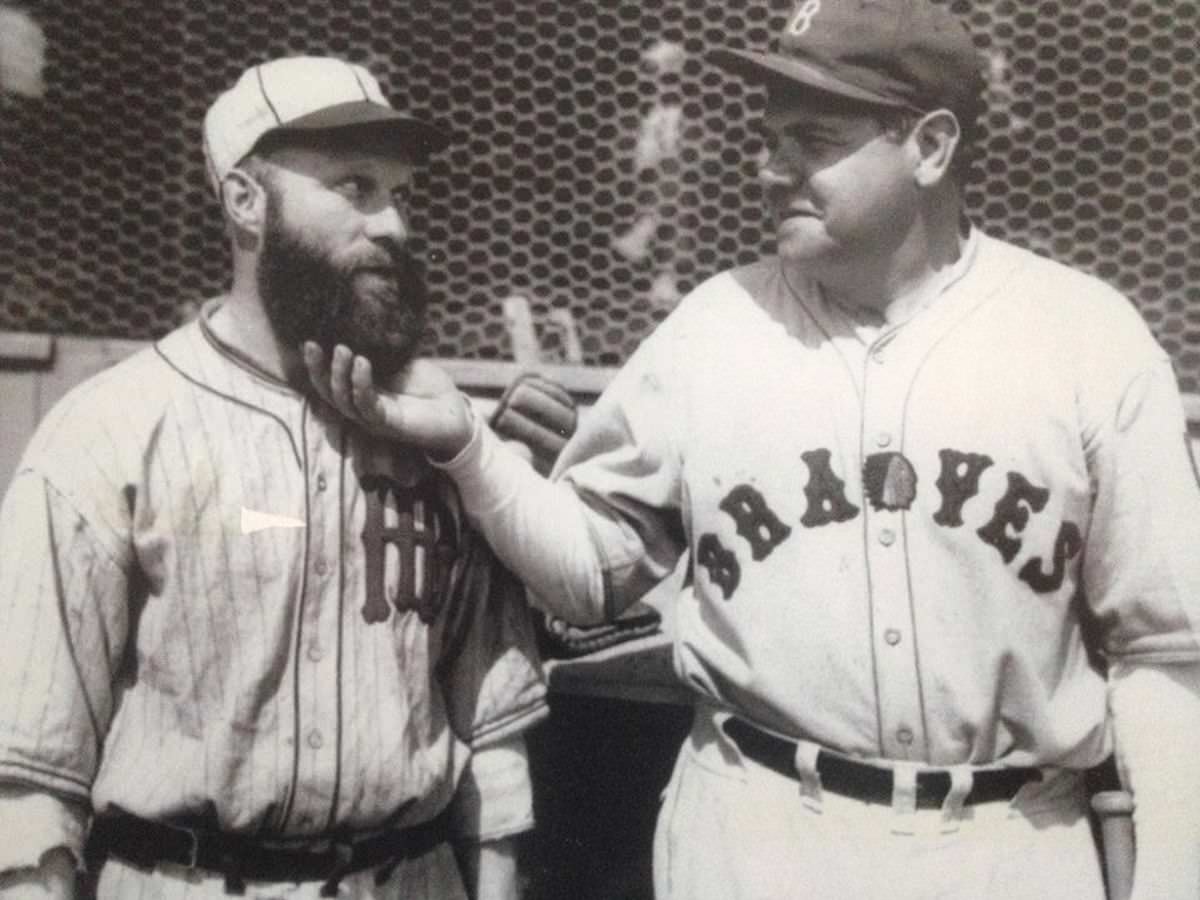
220 167 269 236
911 109 961 188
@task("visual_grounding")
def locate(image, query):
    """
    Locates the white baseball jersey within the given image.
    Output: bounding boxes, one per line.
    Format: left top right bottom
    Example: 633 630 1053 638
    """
0 304 547 867
448 228 1200 769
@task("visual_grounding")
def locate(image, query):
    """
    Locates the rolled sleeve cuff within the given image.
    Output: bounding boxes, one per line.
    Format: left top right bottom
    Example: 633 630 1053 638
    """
449 736 535 843
0 786 88 874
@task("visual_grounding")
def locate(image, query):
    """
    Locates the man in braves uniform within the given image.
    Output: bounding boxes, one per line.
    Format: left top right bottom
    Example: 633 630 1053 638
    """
304 1 1200 898
0 56 558 899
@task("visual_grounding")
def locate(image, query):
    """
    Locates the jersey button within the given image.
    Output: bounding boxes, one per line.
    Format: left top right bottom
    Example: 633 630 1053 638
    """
314 559 328 576
896 728 914 746
875 431 892 448
306 642 323 662
870 348 886 365
316 474 328 492
884 628 901 646
307 729 324 750
878 528 896 547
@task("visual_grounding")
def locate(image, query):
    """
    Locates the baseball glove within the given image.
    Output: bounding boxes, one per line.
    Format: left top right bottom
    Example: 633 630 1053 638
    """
489 371 578 475
537 601 663 659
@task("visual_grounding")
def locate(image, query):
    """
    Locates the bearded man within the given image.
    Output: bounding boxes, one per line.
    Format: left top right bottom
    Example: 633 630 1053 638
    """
0 57 554 900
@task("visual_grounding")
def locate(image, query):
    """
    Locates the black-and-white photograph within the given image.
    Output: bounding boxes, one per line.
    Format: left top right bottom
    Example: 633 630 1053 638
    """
0 1 1197 898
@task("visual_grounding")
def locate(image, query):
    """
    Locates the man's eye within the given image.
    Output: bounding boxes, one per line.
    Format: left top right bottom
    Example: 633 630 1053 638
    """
788 130 830 153
754 126 779 154
335 176 372 198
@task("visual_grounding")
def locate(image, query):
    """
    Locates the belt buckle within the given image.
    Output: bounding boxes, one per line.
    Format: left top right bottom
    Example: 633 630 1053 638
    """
163 821 202 869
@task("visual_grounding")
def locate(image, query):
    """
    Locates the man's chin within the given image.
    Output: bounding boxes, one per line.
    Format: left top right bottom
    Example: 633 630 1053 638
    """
324 340 417 382
365 350 416 382
775 226 837 265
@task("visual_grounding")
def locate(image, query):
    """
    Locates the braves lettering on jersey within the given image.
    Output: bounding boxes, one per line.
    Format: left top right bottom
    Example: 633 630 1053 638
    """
0 304 547 889
472 228 1200 769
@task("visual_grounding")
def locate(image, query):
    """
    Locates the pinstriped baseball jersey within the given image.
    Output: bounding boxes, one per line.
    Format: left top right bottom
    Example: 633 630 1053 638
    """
0 302 546 839
550 229 1200 767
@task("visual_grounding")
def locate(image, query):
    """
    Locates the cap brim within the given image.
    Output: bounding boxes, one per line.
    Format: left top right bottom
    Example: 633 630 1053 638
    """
707 47 904 109
264 101 452 158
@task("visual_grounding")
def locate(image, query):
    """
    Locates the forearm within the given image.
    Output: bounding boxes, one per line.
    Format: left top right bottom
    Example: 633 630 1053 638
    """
453 837 520 900
450 737 535 900
437 416 612 623
0 788 87 900
1109 659 1200 900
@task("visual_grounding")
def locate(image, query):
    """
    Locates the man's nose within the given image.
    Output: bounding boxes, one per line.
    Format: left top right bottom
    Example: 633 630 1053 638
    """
365 203 408 243
757 144 805 187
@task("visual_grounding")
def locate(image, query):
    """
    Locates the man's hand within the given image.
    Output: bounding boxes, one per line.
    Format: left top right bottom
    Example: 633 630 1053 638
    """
303 342 474 460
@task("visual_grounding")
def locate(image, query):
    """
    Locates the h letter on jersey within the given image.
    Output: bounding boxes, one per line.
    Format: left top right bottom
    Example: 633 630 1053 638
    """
361 474 459 624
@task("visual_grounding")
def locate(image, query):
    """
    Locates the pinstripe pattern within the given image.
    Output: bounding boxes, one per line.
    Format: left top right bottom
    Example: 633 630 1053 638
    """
0 304 546 892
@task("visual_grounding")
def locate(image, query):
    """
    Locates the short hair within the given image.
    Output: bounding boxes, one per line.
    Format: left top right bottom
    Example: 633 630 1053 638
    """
764 80 979 186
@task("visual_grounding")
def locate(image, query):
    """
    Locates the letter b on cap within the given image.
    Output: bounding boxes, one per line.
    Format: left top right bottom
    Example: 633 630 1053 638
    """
787 0 822 36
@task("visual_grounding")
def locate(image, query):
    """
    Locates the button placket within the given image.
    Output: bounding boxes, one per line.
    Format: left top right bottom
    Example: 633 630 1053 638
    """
289 421 343 831
861 343 926 760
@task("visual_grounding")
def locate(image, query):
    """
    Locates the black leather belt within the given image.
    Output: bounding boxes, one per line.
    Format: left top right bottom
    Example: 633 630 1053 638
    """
722 717 1041 809
89 805 451 895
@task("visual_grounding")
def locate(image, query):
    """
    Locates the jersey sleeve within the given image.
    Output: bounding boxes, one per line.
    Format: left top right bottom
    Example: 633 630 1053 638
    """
0 468 133 804
439 311 691 624
1081 348 1200 663
550 333 690 618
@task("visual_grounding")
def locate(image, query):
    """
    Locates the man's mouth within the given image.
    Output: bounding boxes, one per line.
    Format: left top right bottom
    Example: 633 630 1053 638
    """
776 204 819 219
354 266 398 279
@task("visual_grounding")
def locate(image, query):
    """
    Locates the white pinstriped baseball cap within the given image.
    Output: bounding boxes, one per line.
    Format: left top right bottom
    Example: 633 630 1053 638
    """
203 56 450 192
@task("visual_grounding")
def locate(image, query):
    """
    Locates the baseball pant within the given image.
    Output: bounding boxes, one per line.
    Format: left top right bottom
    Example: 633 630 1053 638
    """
94 842 467 900
653 709 1106 900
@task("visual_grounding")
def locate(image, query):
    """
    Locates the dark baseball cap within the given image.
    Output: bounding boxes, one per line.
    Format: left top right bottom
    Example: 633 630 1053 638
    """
708 0 986 123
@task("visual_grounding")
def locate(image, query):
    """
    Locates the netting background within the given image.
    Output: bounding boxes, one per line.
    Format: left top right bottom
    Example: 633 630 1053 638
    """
1 1 1197 384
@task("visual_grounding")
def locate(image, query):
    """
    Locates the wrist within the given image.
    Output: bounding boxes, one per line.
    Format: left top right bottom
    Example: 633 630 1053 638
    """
429 395 479 464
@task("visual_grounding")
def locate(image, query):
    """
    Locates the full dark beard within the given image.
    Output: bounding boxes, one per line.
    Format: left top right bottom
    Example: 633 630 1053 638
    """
257 201 429 382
